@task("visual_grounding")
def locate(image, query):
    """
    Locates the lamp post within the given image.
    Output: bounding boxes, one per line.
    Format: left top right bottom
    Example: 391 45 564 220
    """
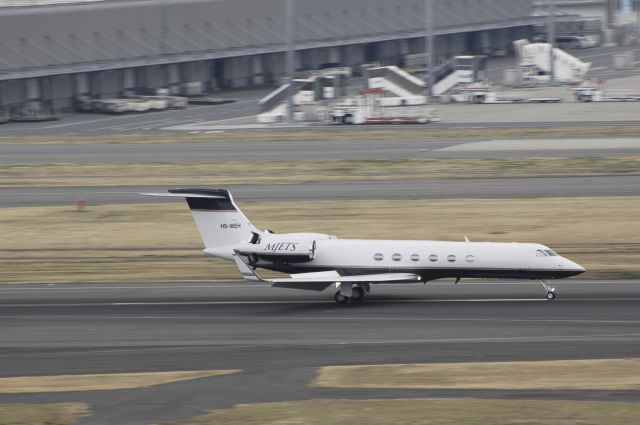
286 0 295 122
424 0 433 100
547 0 555 84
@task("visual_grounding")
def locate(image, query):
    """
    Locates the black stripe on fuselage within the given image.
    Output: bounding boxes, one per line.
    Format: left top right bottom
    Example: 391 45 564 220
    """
257 264 584 280
189 209 236 212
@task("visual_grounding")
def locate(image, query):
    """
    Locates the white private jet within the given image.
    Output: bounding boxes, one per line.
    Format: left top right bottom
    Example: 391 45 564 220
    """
146 188 586 303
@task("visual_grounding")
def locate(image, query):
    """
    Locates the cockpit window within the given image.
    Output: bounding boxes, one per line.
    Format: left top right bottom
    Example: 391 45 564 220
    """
536 250 547 257
544 249 558 256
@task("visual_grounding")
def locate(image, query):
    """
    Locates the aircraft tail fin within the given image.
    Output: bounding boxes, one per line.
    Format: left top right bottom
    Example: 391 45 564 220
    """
143 189 259 255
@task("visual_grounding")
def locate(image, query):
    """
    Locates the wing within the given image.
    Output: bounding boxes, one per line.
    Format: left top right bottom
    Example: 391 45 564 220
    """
233 254 420 291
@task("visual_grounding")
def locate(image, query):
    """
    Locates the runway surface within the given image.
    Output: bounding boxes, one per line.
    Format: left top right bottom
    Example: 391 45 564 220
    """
0 280 639 424
3 175 640 207
2 138 640 165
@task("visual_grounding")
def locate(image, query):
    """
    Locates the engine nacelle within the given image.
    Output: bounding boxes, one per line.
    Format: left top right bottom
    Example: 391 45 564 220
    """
235 233 334 263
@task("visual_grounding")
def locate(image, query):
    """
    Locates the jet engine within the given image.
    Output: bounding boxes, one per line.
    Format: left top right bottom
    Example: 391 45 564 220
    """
235 233 334 264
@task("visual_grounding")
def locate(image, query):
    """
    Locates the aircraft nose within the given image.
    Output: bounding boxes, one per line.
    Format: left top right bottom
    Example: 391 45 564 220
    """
561 258 586 274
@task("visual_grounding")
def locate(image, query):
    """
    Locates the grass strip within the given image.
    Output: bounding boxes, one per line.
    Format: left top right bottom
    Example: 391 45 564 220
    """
2 157 639 187
0 370 239 394
0 403 89 425
1 197 639 283
313 358 640 390
3 125 640 144
159 398 640 425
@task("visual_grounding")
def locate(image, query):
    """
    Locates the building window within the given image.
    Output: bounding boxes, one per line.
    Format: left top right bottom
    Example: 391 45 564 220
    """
392 253 402 261
410 254 420 262
447 255 456 262
374 253 384 261
465 255 475 263
429 254 438 262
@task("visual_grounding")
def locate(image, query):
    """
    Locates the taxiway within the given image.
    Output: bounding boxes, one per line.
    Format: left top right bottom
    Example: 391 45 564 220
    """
2 175 639 207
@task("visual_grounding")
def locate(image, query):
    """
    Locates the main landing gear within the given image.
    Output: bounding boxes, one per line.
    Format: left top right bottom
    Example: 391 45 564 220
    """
540 280 556 301
334 291 349 304
334 283 368 304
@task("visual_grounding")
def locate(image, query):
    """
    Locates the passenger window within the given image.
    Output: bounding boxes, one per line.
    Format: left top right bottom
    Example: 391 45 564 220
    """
465 255 475 263
410 254 420 262
392 253 402 261
536 250 547 257
429 254 438 262
447 255 456 262
374 253 384 261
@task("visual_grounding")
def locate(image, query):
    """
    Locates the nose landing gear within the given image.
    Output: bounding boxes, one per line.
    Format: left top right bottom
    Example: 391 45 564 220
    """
540 280 556 301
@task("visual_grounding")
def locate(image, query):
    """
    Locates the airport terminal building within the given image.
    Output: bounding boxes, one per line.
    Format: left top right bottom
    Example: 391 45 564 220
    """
0 0 542 110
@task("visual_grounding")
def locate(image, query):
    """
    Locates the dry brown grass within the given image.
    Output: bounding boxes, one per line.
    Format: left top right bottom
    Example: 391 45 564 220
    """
0 370 238 394
3 125 640 145
313 358 640 390
2 157 638 187
158 398 640 425
0 403 89 425
1 197 638 283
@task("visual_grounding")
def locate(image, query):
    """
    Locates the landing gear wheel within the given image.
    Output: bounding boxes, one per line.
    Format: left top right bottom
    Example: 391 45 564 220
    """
351 287 365 301
539 280 556 301
334 291 349 304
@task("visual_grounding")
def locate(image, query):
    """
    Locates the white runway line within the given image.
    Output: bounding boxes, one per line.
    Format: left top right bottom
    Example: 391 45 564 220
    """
5 298 640 308
90 116 204 132
2 333 639 355
438 138 640 152
162 115 262 131
0 280 634 292
10 315 640 325
41 104 222 129
0 284 270 292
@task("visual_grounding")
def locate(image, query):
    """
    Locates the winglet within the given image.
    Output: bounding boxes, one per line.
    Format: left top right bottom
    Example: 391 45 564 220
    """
232 254 264 282
464 235 470 242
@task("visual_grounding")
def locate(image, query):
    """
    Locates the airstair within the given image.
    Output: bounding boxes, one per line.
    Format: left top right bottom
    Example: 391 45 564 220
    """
431 56 486 96
513 39 591 83
367 65 427 103
257 74 346 123
368 58 485 101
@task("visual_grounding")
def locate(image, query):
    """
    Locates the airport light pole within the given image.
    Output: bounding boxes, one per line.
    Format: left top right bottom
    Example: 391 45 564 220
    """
547 0 555 84
286 0 295 122
159 0 168 55
637 0 640 45
424 0 433 100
